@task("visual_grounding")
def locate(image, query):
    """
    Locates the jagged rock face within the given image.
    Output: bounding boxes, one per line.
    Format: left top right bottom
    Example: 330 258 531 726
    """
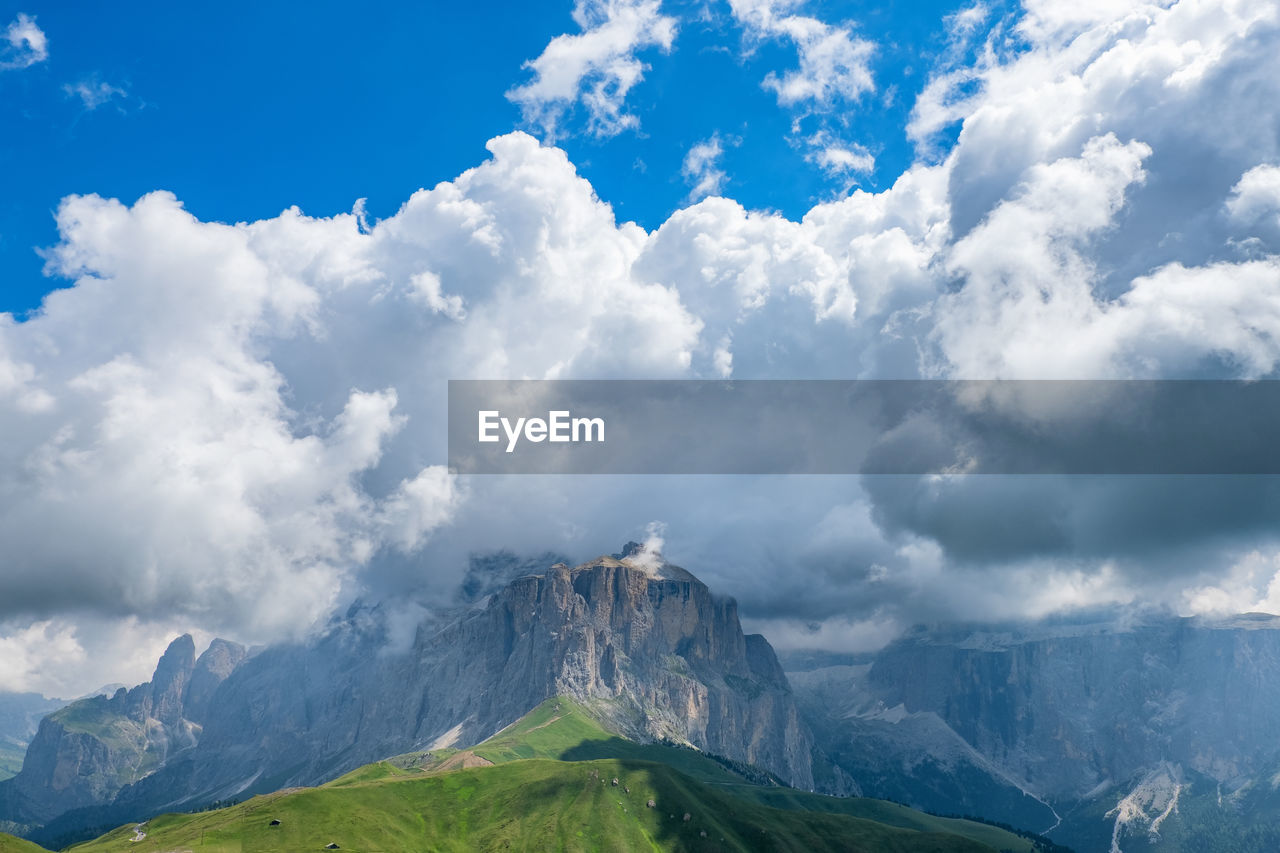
143 634 195 728
182 639 247 725
788 615 1280 851
107 554 814 818
790 663 1060 836
510 558 813 787
0 635 245 825
866 618 1280 800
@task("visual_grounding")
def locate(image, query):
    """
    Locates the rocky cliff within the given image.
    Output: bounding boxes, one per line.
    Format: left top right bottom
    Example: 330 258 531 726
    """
0 693 66 785
0 635 246 828
788 613 1280 852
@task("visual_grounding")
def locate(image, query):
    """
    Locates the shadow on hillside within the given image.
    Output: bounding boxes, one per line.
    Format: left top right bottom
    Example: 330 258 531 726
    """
542 750 999 853
558 735 783 787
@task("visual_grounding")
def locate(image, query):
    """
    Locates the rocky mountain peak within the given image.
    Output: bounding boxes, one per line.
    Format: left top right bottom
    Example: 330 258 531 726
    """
148 634 196 726
0 633 247 828
616 541 646 559
183 639 247 725
587 543 699 583
483 552 812 787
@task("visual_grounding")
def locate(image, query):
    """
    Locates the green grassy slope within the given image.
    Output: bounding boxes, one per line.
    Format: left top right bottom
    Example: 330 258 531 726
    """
729 786 1040 853
0 833 49 853
63 757 1002 853
38 696 1041 853
470 698 757 786
470 697 1037 852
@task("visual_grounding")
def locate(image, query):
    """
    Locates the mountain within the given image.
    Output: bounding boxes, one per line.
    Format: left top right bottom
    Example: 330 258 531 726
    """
0 695 65 782
0 636 246 832
13 698 1040 853
1 546 830 845
787 613 1280 852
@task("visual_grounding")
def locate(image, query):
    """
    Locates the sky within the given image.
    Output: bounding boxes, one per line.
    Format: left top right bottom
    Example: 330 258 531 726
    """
3 0 1280 696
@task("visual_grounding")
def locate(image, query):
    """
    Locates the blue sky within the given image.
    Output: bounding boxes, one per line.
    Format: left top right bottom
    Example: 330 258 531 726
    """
2 0 976 316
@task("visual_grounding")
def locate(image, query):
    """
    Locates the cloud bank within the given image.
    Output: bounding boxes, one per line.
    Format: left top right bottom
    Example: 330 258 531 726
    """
4 0 1280 693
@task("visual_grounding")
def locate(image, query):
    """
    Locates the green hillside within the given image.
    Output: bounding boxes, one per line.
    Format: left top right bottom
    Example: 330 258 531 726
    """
470 697 1038 851
468 698 765 785
27 696 1044 853
62 757 1005 853
0 833 49 853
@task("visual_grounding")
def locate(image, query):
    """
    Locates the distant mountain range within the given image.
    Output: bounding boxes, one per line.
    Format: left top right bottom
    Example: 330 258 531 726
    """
787 613 1280 852
3 547 1280 851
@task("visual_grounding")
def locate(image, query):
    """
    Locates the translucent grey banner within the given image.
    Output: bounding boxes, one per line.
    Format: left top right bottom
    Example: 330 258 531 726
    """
447 380 1280 475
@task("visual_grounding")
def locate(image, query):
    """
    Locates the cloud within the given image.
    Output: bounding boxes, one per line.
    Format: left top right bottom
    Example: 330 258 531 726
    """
0 616 198 697
726 1 876 187
743 612 902 654
0 621 82 695
625 520 667 574
729 0 875 108
507 0 676 139
63 76 128 111
1182 549 1280 617
0 132 719 687
1227 164 1280 227
1 12 46 70
932 133 1156 378
7 0 1280 692
804 130 875 181
0 191 464 657
681 133 729 202
945 2 990 39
